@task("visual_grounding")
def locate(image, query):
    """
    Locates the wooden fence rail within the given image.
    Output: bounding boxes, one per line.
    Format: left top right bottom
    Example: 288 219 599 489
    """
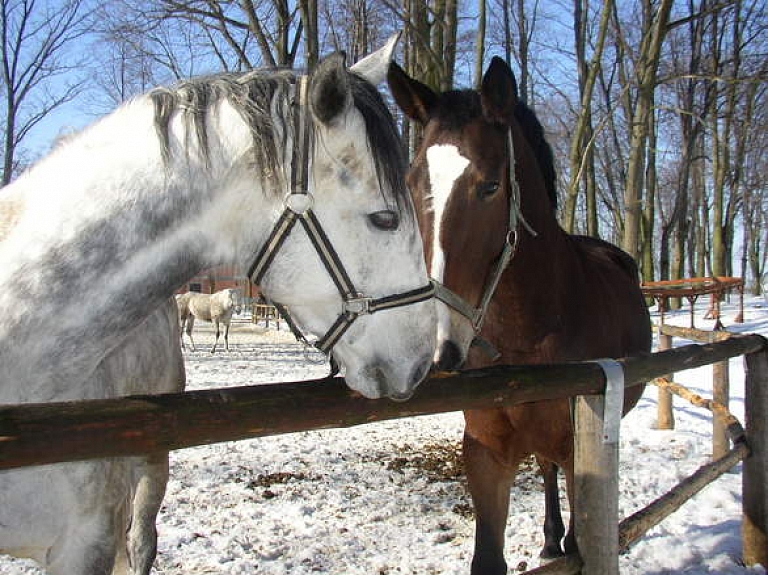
0 334 762 469
655 323 734 458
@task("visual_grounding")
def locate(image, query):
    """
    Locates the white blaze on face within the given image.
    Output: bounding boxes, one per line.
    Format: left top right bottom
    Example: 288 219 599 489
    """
426 144 470 357
425 145 470 282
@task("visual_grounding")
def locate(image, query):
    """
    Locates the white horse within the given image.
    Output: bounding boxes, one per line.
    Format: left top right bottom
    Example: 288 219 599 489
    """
0 197 185 575
0 34 436 575
177 288 242 352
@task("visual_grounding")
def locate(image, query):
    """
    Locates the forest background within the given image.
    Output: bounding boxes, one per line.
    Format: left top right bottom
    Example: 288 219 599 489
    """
1 0 765 293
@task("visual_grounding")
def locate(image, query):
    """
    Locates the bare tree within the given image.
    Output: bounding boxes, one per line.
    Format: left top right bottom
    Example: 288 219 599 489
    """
323 0 396 62
563 0 612 236
0 0 92 184
382 0 459 92
659 0 711 284
104 0 306 76
740 87 767 293
620 0 674 261
474 0 486 88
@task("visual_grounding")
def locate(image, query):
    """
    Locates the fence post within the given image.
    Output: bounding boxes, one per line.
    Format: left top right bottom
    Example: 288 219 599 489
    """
712 356 730 460
743 342 768 566
574 394 619 575
658 331 675 430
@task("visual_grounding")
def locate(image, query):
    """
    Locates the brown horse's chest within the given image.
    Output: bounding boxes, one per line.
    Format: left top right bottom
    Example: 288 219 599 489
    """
464 399 574 465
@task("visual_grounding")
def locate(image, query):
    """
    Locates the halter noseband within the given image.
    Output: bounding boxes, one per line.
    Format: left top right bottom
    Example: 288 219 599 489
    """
431 130 536 353
247 75 434 355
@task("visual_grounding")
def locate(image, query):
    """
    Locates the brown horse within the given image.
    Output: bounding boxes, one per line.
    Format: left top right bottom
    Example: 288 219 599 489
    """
389 58 652 574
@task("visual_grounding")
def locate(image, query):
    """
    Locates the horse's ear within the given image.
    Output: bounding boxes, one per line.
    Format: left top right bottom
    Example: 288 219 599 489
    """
481 57 518 125
350 32 400 86
387 61 438 125
310 52 352 126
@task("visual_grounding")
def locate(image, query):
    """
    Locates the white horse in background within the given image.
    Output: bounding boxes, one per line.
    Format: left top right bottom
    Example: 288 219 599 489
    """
0 34 435 575
177 288 242 352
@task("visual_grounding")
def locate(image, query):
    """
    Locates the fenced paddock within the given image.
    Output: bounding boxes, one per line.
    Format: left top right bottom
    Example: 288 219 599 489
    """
0 322 766 574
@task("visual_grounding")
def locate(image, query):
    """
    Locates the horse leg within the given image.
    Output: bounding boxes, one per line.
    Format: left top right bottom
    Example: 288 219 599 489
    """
178 315 186 350
223 319 230 352
562 459 577 556
537 456 566 559
464 431 519 575
46 511 119 575
122 453 170 575
185 316 196 351
211 319 220 353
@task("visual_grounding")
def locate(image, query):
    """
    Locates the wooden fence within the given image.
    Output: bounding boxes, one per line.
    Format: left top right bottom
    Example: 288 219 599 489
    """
251 303 282 329
0 334 766 574
655 323 734 458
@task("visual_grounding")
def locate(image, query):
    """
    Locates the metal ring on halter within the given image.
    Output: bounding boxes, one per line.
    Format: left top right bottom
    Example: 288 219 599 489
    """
285 192 314 214
344 295 373 315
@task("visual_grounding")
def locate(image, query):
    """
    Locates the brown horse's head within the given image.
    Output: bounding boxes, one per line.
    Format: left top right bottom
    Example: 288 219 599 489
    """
389 58 555 369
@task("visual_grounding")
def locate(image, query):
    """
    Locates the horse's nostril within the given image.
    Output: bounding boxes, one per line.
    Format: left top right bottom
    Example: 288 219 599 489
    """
362 365 389 397
409 355 432 388
435 340 463 371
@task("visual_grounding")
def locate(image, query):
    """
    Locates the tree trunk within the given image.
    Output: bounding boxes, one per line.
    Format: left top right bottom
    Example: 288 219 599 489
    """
2 103 15 186
621 0 674 260
515 0 529 103
564 0 612 234
641 104 657 281
443 0 458 89
474 0 486 89
299 0 318 69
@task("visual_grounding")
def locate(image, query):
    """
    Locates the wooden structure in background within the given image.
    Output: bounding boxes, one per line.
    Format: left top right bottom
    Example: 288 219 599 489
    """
641 276 744 328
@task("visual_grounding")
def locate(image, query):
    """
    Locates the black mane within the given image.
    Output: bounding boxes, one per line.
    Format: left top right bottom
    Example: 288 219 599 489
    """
148 67 409 213
513 101 558 211
348 72 409 213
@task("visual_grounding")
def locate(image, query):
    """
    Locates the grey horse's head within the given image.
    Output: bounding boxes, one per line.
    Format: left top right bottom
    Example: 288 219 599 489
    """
225 288 242 315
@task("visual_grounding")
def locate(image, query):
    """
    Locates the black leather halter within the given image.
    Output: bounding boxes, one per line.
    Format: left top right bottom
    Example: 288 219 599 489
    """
247 75 434 355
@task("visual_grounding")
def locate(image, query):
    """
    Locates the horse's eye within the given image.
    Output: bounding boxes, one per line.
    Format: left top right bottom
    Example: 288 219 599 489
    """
477 181 500 200
368 210 400 231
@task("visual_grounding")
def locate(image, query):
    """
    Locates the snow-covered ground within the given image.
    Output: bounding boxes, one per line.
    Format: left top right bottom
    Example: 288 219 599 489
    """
2 295 767 574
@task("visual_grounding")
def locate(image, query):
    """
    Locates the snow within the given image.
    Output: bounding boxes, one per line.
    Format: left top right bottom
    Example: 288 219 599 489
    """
2 296 767 574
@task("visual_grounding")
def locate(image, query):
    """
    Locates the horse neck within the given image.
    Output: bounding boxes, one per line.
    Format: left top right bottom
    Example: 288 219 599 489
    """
0 99 268 396
481 128 574 359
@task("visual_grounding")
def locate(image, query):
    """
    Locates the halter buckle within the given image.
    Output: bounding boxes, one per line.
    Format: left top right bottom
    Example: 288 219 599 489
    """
344 295 373 315
285 192 314 214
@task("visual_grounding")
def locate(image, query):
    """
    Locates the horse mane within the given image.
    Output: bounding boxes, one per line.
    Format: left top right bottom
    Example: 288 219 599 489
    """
148 68 408 211
431 90 557 211
150 70 294 184
512 102 557 211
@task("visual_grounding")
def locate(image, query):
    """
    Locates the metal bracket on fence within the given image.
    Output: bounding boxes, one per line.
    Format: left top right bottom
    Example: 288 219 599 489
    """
592 359 625 444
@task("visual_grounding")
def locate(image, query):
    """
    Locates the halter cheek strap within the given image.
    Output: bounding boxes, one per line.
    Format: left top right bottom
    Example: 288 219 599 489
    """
246 75 434 355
